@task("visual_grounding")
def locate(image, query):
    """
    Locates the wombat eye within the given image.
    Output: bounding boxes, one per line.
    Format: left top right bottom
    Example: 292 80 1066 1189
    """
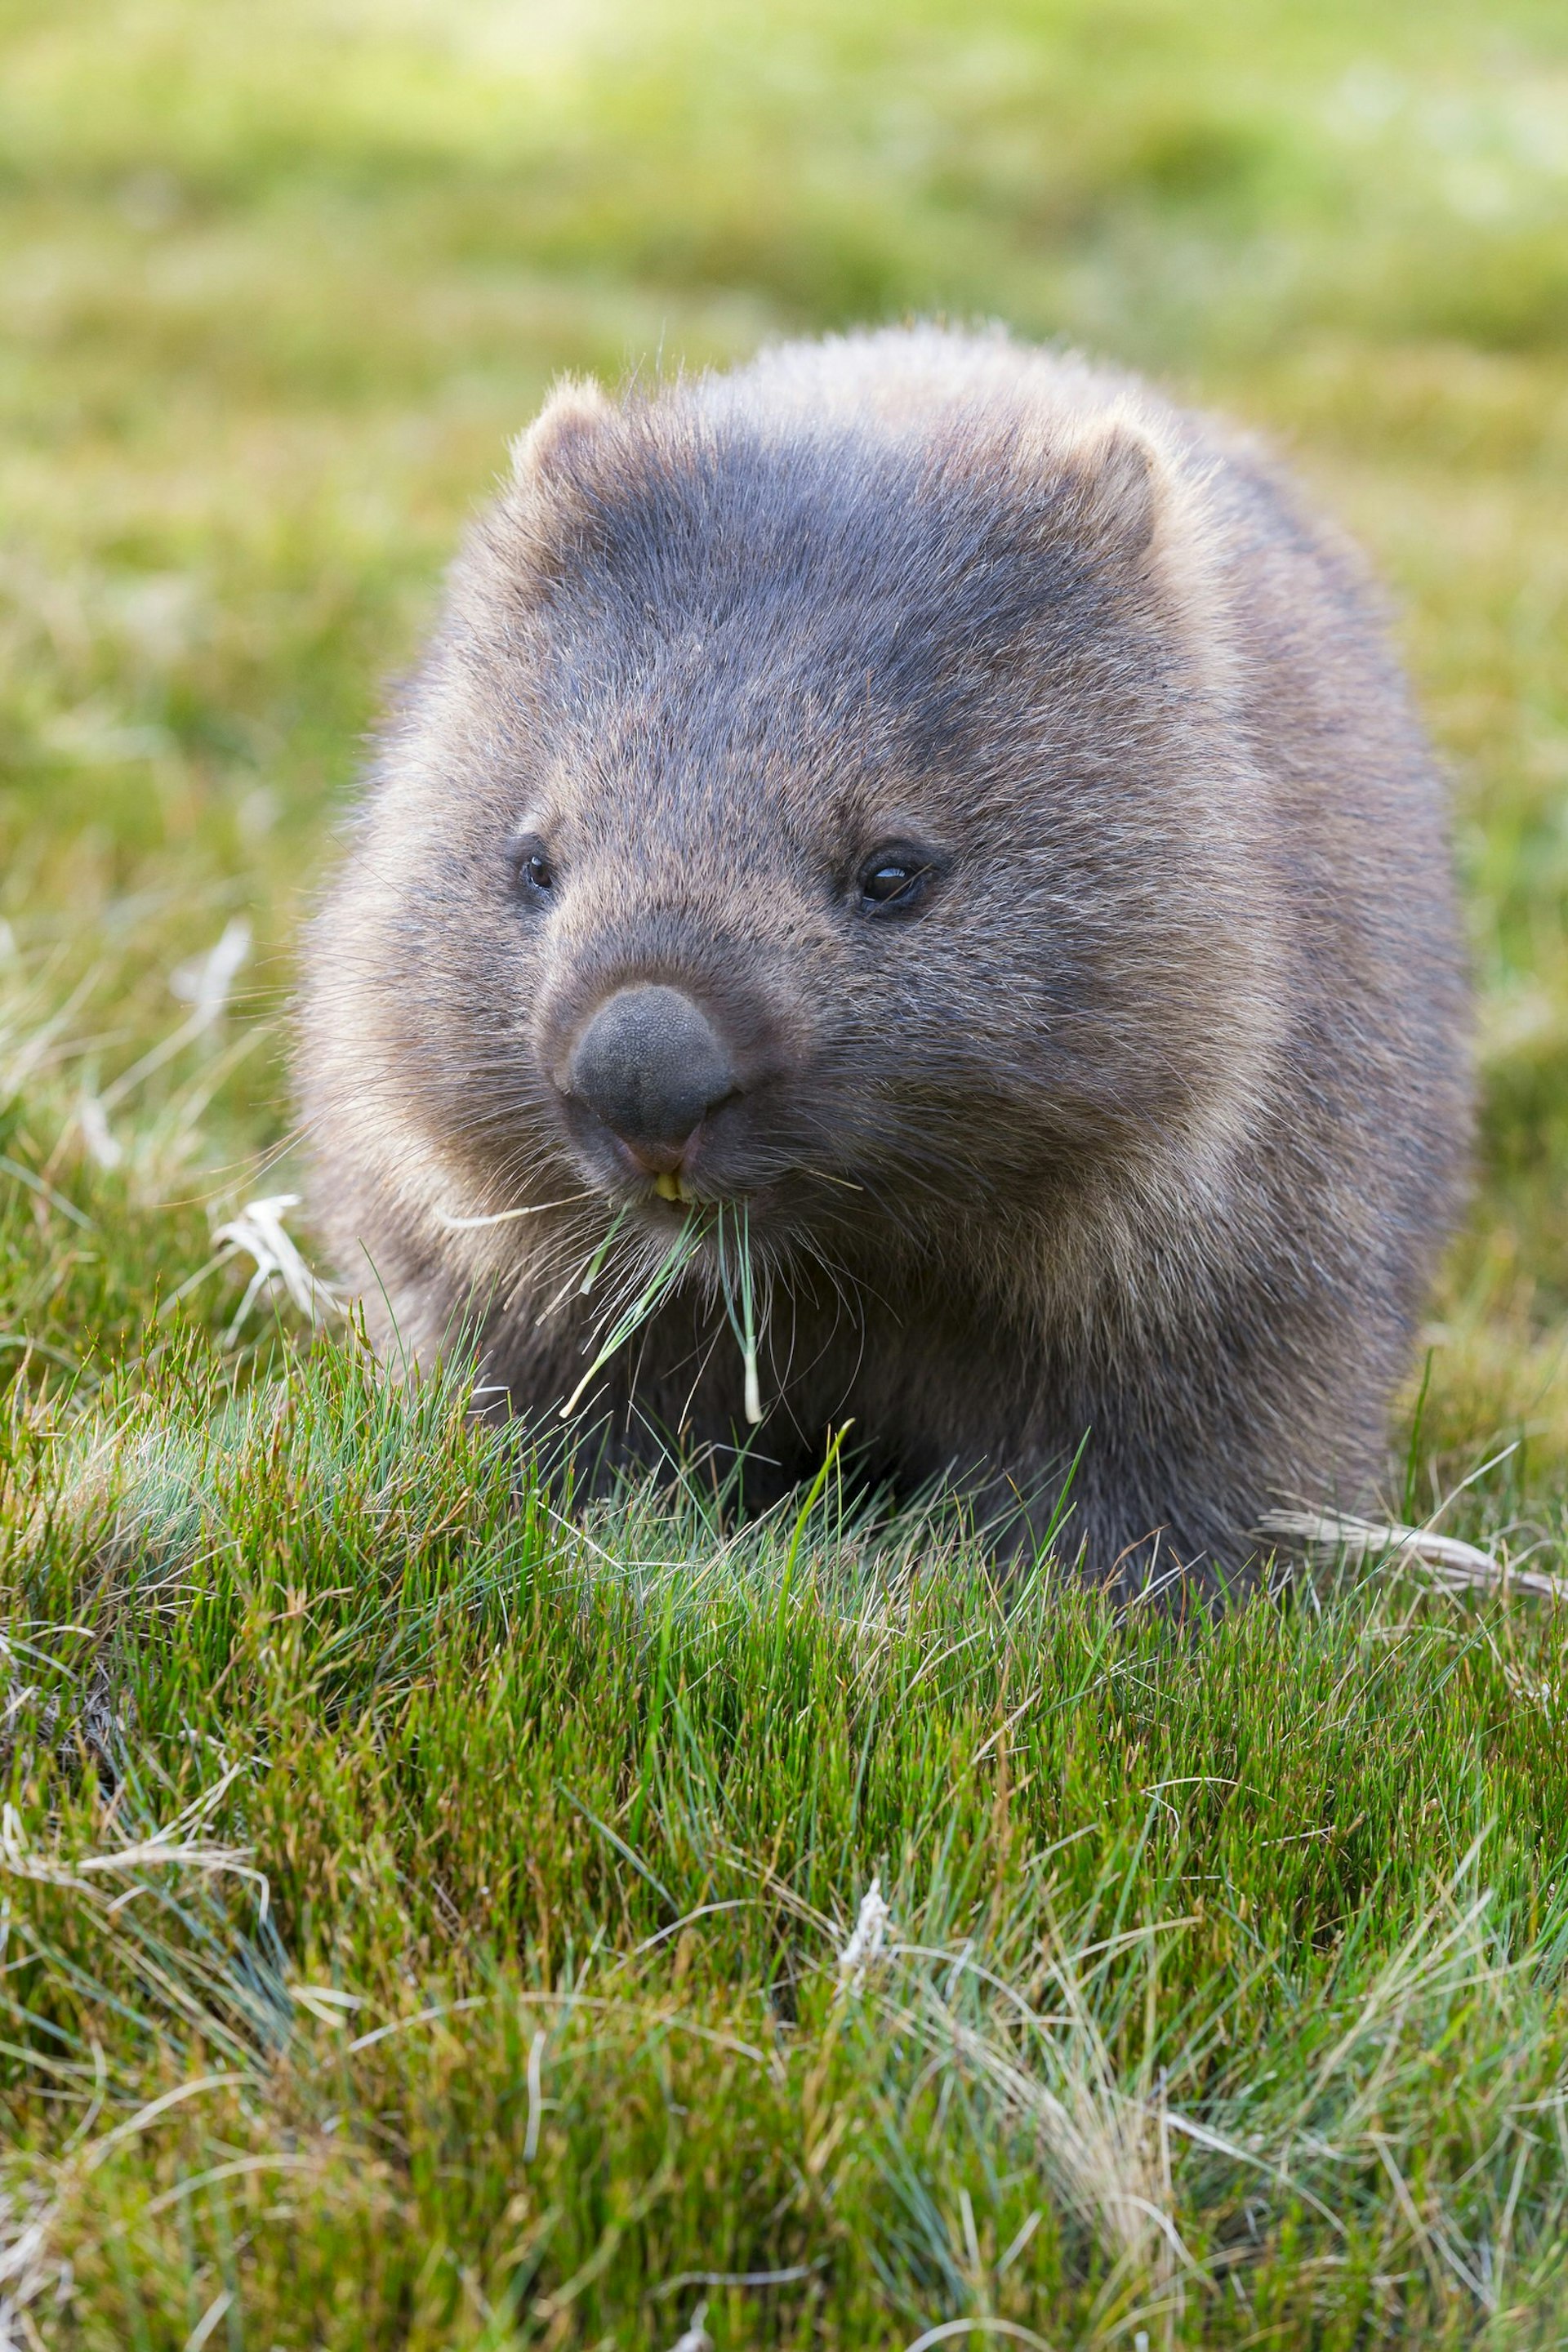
511 836 555 900
855 844 941 919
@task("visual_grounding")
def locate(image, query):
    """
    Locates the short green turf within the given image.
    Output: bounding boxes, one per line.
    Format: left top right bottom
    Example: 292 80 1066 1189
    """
3 2 1568 2342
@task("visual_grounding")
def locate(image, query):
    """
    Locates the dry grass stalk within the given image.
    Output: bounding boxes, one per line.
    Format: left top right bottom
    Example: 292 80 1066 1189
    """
1258 1509 1568 1601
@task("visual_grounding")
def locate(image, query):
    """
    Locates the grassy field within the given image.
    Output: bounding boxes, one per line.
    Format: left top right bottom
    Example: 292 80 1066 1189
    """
4 0 1568 2341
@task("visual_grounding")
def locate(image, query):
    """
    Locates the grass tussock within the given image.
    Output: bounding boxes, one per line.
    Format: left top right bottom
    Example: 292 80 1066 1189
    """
4 0 1568 2339
8 1346 1568 2342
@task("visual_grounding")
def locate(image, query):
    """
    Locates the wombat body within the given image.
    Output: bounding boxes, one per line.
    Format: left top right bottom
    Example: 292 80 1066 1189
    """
299 327 1470 1588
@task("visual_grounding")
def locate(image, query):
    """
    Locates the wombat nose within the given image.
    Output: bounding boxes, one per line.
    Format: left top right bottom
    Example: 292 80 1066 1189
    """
566 984 737 1162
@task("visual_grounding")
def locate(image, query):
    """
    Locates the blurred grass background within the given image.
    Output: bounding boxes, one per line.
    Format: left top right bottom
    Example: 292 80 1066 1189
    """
7 2 1568 2341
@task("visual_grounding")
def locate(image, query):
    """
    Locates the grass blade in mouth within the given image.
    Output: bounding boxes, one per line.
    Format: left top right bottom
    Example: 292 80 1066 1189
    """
578 1205 629 1296
560 1200 766 1426
559 1213 705 1419
717 1199 764 1426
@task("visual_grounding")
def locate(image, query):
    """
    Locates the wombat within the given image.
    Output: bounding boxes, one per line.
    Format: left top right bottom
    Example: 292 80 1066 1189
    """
298 326 1470 1589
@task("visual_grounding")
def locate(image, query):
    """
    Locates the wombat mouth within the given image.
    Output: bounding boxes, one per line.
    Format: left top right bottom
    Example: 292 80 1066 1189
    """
621 1175 746 1238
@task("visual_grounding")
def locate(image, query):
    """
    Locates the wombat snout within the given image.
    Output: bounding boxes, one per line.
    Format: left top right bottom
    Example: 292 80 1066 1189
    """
563 983 737 1174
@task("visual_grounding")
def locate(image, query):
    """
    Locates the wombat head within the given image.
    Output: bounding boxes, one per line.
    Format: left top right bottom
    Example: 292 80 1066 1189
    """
317 336 1277 1299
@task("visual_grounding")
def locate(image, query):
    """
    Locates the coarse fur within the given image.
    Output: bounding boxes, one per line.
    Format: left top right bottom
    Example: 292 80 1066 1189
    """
297 325 1471 1591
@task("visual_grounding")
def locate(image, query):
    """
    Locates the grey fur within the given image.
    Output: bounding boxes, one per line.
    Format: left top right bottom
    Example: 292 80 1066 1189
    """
297 326 1471 1588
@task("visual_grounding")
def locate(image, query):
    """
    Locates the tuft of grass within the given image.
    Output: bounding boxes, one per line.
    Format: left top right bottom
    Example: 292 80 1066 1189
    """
8 1345 1568 2341
3 0 1568 2340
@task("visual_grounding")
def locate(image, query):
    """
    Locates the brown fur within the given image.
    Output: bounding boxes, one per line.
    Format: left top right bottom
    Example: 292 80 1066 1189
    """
297 326 1471 1588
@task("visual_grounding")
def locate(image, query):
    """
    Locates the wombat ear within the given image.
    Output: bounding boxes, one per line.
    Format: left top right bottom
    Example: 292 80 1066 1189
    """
1057 420 1162 563
509 376 613 490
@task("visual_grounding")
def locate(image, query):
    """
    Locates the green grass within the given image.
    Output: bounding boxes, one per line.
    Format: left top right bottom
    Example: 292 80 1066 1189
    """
3 0 1568 2340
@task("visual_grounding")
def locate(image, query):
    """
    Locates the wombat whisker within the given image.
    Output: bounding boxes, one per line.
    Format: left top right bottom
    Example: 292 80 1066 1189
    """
554 1250 642 1339
514 1213 625 1324
786 1113 956 1198
536 1267 589 1325
675 1304 737 1436
804 1160 937 1244
777 1236 870 1398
